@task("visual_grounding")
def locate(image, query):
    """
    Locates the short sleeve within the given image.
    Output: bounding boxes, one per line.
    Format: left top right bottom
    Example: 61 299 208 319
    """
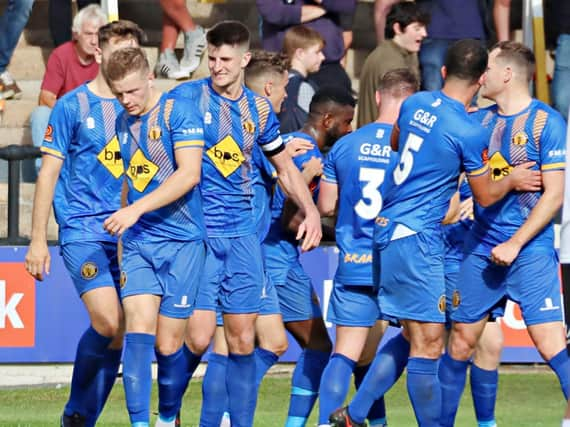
40 98 74 160
322 145 338 184
255 97 284 157
462 125 490 177
169 98 205 150
539 110 566 172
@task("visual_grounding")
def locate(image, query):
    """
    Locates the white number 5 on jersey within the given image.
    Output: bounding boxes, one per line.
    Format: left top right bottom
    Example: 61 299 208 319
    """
355 167 385 220
393 133 424 185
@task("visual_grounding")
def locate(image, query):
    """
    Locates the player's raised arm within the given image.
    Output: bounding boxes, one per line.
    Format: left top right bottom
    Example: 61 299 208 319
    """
25 155 63 280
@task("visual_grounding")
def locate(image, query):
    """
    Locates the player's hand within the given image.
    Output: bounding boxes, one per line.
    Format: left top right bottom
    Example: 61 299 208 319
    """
286 138 314 158
302 156 323 178
459 197 474 221
104 205 142 236
296 207 322 252
25 240 51 281
510 161 542 192
490 240 521 266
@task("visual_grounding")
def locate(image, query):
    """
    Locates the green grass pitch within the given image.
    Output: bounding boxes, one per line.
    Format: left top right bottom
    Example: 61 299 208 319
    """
0 369 565 426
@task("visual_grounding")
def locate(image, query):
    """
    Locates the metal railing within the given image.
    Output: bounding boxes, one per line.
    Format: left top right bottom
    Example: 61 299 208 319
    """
0 145 41 245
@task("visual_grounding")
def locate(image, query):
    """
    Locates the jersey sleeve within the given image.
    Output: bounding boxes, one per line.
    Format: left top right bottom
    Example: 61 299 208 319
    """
255 97 285 157
322 145 338 184
40 97 75 160
462 125 490 177
169 98 205 150
539 110 566 172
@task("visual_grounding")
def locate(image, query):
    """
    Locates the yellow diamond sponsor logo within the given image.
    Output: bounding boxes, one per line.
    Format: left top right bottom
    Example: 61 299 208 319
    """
206 135 245 178
126 149 159 192
97 136 124 178
489 151 512 181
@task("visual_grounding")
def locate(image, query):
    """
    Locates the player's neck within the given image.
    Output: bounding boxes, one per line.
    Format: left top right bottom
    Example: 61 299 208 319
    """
441 81 478 109
87 74 115 99
212 79 244 100
301 124 322 147
376 99 402 125
140 89 162 115
494 87 532 116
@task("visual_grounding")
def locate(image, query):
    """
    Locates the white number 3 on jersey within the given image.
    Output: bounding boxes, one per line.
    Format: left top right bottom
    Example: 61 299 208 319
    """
355 167 385 220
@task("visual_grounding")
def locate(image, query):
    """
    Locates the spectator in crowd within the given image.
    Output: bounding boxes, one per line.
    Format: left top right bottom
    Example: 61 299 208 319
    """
551 0 570 121
49 0 99 47
256 0 357 94
279 25 325 134
154 0 206 79
29 4 107 177
357 1 428 127
419 0 487 91
339 12 354 69
0 0 34 100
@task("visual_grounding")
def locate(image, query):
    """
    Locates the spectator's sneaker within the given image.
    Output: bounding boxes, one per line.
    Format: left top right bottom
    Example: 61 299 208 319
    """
154 49 190 80
60 412 86 427
180 26 206 76
0 71 22 100
329 407 367 427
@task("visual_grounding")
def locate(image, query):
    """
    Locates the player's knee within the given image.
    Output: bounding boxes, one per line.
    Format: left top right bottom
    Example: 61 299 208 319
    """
156 340 183 356
186 332 213 355
226 329 256 354
448 328 477 361
92 315 121 338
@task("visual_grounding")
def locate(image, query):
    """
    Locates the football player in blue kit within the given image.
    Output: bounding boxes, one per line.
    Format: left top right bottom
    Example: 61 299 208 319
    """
263 85 355 427
319 69 418 427
102 47 207 427
170 21 322 427
352 39 540 427
196 50 291 427
24 21 145 427
440 41 569 427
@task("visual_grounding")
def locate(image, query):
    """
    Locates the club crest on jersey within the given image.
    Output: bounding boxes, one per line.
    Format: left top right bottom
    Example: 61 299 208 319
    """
126 149 159 192
81 262 98 280
97 136 124 179
206 135 245 178
512 131 528 146
243 120 255 134
438 295 446 313
44 125 53 143
148 125 162 140
120 271 127 288
452 290 461 308
375 216 389 227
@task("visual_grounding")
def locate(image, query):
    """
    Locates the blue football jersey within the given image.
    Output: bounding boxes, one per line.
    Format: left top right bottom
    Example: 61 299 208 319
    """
264 131 323 265
466 100 567 256
170 78 284 237
378 90 489 235
41 84 124 245
116 93 206 243
323 122 398 285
